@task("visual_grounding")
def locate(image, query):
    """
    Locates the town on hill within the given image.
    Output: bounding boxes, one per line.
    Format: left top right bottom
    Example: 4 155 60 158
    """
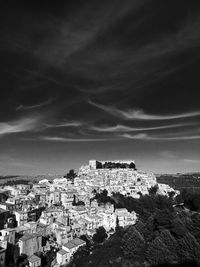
0 160 188 266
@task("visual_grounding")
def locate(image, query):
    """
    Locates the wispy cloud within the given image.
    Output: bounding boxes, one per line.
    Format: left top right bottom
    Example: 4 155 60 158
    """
45 121 83 128
121 133 200 141
0 117 41 136
90 122 195 132
38 136 110 142
89 101 200 121
159 150 177 159
183 158 200 163
16 97 56 111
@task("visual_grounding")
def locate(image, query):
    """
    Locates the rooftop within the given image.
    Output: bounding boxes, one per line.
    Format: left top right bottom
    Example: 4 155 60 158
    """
19 233 41 241
57 249 68 255
63 238 85 250
14 226 29 233
1 228 15 232
71 238 86 246
28 255 41 263
63 242 76 250
0 208 8 214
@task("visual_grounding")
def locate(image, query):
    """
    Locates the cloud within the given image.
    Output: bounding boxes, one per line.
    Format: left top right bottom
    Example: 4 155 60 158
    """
0 117 41 136
90 122 194 132
89 101 200 121
45 121 83 128
159 150 177 159
38 136 109 142
121 133 200 141
183 158 200 163
121 133 151 140
16 97 56 111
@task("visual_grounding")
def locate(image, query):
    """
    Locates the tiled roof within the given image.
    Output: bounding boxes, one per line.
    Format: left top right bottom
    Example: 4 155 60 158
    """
63 242 76 250
19 233 41 241
19 234 32 241
71 238 86 246
57 249 68 255
28 255 41 263
63 238 85 250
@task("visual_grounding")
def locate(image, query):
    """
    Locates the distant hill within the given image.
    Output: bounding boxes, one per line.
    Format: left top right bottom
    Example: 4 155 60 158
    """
0 174 63 185
156 173 200 193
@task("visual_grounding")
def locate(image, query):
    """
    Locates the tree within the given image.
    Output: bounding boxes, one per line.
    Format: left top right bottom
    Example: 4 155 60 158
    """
94 189 113 205
134 220 145 236
72 245 90 266
154 209 174 231
96 161 103 169
7 216 17 228
16 254 28 267
65 169 77 182
149 184 159 195
177 233 200 261
92 189 97 195
93 227 108 243
72 195 76 205
80 235 91 247
115 216 121 232
145 236 172 265
159 230 179 262
168 191 175 200
122 226 145 262
171 217 186 238
102 189 108 197
129 162 136 169
75 200 85 206
187 213 200 243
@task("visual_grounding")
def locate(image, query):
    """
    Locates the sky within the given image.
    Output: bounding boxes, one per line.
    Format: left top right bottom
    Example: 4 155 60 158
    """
0 0 200 175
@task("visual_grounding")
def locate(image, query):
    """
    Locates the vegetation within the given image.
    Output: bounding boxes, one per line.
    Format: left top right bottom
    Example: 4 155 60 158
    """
64 169 77 183
93 189 115 205
149 184 159 195
72 200 85 206
71 190 200 267
177 189 200 211
1 179 31 186
157 173 200 193
96 161 136 170
92 226 108 244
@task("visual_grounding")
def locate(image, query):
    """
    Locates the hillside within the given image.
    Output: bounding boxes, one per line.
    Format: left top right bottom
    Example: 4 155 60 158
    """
69 192 200 267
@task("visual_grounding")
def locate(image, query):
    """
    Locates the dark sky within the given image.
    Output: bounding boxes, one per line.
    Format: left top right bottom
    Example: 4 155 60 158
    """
0 0 200 175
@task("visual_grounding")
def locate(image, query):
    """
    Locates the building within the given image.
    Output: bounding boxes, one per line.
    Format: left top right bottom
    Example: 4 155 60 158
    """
88 159 136 170
28 254 41 267
0 209 10 230
56 249 68 266
0 228 15 245
57 238 86 264
115 208 137 227
24 222 37 234
0 246 6 267
18 233 42 257
15 211 28 227
89 160 97 170
61 190 76 209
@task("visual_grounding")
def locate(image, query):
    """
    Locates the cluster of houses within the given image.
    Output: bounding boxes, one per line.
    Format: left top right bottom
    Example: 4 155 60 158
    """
0 160 178 266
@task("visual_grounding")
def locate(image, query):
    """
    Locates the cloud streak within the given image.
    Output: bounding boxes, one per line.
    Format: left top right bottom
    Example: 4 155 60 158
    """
16 97 56 111
121 133 200 141
89 101 200 121
45 121 83 128
90 122 195 132
38 136 110 142
0 117 41 136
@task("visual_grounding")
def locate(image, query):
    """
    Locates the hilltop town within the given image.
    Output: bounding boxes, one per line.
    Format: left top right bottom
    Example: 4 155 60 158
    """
0 160 178 266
